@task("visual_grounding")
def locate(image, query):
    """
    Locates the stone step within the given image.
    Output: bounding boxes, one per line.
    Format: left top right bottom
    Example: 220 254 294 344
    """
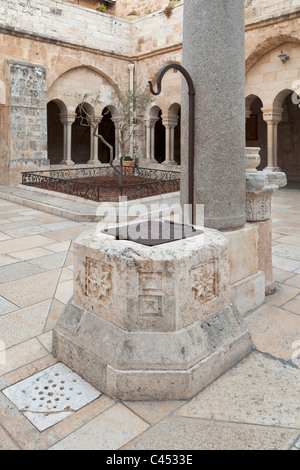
0 185 180 223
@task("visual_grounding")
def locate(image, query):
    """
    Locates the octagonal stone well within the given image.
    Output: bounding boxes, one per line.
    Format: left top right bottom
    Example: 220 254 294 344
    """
53 222 252 400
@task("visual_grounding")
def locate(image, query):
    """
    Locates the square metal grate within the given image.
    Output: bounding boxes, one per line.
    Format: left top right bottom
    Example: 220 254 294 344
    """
3 363 101 432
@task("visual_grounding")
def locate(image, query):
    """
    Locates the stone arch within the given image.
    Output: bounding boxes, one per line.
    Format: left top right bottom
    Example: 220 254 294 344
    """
246 42 300 110
47 66 118 114
147 59 183 90
71 102 94 164
275 89 300 181
97 106 118 163
47 64 120 93
246 34 300 73
47 100 65 165
273 88 295 109
167 102 181 165
245 95 267 170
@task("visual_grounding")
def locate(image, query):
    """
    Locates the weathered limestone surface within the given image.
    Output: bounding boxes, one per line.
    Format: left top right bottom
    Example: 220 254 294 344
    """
0 59 49 185
223 224 265 315
53 226 252 400
246 171 287 222
245 170 287 295
180 0 246 230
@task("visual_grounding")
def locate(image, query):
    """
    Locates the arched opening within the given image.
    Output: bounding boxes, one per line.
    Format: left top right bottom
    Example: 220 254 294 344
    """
278 91 300 182
168 103 181 165
47 101 64 165
71 103 91 164
98 107 115 164
246 96 267 170
154 110 165 164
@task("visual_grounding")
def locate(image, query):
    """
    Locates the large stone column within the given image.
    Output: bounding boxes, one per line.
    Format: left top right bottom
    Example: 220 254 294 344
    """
181 0 246 230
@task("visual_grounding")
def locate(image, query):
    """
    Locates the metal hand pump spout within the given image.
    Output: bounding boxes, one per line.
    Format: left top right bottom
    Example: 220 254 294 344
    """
148 64 196 225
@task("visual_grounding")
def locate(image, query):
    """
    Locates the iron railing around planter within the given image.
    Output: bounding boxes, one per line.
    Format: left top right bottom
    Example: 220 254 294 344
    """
21 166 180 203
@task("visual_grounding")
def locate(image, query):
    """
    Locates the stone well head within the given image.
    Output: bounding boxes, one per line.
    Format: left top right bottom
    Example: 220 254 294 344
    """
53 222 252 400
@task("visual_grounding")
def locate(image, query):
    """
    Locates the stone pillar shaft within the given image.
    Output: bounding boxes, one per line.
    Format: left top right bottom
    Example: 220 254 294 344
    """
181 0 246 230
60 113 76 165
145 117 158 162
162 115 178 165
88 118 102 165
262 108 283 171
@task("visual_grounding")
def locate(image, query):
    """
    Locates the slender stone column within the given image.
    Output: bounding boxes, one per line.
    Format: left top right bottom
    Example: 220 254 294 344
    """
162 115 178 165
128 64 135 160
181 0 246 230
262 107 283 172
60 113 76 165
150 122 157 161
145 117 158 161
88 117 102 165
111 116 123 161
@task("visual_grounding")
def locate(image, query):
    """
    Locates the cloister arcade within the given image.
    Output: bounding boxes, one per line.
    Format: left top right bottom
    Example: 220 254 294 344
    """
246 42 300 182
45 41 300 179
46 65 182 167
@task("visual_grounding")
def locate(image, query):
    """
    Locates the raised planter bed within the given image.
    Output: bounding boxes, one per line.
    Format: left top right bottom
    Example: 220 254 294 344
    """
21 167 180 203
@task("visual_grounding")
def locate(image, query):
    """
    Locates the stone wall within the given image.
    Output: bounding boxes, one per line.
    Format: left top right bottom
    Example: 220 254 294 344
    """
245 0 300 21
0 0 132 57
0 59 49 185
115 0 179 17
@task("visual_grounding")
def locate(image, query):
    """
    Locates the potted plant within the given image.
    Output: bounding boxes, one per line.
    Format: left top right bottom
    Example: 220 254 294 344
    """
127 10 139 19
96 3 106 13
122 156 135 175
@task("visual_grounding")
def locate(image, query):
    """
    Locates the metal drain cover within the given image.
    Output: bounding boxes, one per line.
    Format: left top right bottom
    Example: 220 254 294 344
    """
3 363 101 432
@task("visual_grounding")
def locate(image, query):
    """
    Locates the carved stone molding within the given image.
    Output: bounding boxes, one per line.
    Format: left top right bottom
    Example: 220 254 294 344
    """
85 258 113 305
191 261 217 308
246 171 287 222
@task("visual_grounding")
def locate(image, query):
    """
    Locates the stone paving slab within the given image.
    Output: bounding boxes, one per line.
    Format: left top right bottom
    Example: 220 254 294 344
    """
175 352 300 429
0 186 299 450
246 304 300 360
124 415 299 450
49 403 150 450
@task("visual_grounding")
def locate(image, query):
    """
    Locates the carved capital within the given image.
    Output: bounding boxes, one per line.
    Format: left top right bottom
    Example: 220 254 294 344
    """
145 117 159 128
59 113 76 126
262 107 283 125
111 116 124 129
161 115 179 129
245 171 287 222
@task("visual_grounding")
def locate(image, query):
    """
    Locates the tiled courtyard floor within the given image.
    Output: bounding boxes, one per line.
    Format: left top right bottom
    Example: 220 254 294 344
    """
0 186 299 450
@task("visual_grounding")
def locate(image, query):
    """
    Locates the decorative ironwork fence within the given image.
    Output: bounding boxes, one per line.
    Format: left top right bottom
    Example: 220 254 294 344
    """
21 166 180 203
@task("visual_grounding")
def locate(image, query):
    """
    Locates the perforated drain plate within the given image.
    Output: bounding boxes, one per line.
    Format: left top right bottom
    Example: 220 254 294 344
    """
3 363 101 432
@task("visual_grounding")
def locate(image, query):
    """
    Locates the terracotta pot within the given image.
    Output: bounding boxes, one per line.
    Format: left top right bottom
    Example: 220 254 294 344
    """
123 161 135 175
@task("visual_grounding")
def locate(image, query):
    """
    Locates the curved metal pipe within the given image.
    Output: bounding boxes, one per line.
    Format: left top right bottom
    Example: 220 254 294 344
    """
148 64 196 225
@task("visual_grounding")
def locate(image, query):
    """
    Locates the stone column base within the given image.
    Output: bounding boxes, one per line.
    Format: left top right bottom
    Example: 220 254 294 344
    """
60 160 74 166
87 159 101 166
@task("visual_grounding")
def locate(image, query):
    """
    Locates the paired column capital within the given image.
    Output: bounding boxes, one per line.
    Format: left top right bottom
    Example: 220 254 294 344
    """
59 113 76 126
111 116 124 129
161 115 179 129
145 116 159 128
262 107 283 124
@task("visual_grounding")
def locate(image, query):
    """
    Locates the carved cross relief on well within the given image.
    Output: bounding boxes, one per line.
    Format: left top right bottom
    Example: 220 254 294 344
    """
20 0 35 15
190 261 217 309
139 272 163 317
86 258 113 306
